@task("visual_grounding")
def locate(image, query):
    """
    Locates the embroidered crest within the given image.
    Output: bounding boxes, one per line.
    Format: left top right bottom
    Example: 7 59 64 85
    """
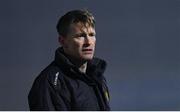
104 90 110 102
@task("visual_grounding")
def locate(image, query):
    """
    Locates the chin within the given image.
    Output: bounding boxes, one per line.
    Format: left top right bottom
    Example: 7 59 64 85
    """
81 55 94 61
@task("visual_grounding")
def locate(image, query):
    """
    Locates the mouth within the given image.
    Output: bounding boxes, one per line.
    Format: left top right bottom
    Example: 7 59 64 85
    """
82 49 93 54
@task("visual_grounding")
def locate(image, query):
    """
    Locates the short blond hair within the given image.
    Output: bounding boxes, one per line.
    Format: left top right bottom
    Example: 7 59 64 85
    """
56 9 95 37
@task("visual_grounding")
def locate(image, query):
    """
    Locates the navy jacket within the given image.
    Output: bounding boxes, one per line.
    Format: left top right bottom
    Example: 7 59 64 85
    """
28 47 110 110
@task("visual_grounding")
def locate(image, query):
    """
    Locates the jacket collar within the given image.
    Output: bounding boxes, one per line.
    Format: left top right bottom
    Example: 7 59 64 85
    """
54 47 107 84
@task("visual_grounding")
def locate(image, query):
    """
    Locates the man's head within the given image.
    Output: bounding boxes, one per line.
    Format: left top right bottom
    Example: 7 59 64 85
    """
56 10 96 61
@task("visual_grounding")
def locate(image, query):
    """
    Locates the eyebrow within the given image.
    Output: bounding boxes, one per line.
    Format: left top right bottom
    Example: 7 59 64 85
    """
74 33 86 37
73 32 96 37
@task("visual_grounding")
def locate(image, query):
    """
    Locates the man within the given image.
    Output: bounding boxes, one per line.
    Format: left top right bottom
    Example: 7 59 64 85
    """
28 9 110 111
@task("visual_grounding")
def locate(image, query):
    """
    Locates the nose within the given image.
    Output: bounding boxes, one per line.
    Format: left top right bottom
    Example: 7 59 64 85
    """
84 36 91 44
83 36 93 47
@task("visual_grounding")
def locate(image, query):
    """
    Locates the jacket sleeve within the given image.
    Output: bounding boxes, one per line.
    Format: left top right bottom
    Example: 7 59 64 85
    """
28 74 70 111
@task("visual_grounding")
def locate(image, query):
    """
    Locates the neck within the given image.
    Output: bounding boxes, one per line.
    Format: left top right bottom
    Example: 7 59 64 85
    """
78 62 88 74
70 58 88 74
64 53 88 74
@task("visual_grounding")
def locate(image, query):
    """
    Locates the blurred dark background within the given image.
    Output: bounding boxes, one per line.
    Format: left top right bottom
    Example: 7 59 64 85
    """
0 0 180 110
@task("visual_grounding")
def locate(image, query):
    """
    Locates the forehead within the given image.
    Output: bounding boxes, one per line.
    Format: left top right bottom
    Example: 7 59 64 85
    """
68 22 95 34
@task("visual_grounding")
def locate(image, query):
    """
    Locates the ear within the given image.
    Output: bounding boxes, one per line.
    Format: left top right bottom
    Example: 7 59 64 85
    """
59 35 68 48
58 35 64 45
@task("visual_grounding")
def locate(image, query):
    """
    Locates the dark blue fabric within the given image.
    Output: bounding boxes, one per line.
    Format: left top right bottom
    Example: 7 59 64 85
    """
28 47 110 110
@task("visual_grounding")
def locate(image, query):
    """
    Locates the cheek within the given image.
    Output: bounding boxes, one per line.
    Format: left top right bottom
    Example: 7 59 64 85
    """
73 40 84 48
94 38 96 44
67 41 83 53
92 38 96 46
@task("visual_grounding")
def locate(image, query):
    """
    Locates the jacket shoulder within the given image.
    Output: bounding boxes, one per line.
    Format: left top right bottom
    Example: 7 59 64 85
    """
28 62 71 110
32 62 65 90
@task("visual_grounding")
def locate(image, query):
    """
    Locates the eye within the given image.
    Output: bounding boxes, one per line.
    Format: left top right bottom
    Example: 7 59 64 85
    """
74 33 86 38
89 33 96 37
